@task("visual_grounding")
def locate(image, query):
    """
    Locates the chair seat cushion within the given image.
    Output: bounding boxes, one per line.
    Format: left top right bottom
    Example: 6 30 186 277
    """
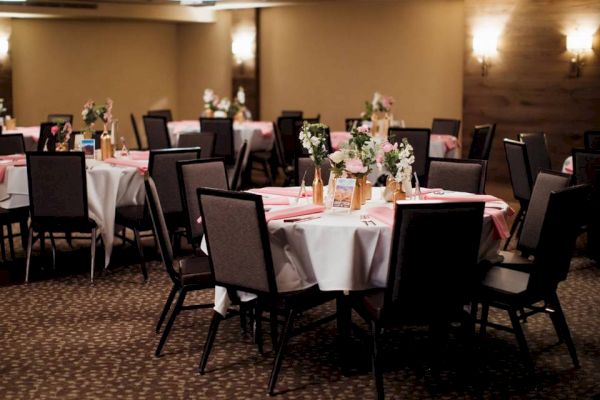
497 250 533 272
31 217 97 233
481 266 530 296
178 256 213 286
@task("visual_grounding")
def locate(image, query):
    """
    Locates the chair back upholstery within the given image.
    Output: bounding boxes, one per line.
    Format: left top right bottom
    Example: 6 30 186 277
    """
468 124 496 160
200 118 234 165
572 149 600 185
431 118 461 137
178 132 216 158
385 202 484 321
389 127 430 180
281 110 303 118
197 188 277 294
518 132 551 181
528 184 592 291
277 116 301 164
26 152 88 220
144 177 178 284
177 158 228 244
345 118 364 131
518 170 571 255
0 134 25 155
147 109 173 122
271 122 288 169
426 158 487 194
296 157 331 185
143 115 171 150
47 114 73 124
230 140 249 191
584 131 600 150
149 148 201 215
130 113 143 150
504 139 532 203
37 122 56 152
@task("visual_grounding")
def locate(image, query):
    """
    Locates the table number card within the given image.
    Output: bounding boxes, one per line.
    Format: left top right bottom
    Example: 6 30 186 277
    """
81 139 95 159
332 178 356 210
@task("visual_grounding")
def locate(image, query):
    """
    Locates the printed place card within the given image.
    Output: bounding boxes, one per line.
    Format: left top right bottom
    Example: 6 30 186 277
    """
332 178 356 210
81 139 96 159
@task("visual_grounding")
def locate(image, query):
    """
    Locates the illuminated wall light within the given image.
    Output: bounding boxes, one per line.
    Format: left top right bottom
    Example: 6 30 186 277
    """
231 28 255 65
567 29 594 78
0 36 9 59
473 29 499 77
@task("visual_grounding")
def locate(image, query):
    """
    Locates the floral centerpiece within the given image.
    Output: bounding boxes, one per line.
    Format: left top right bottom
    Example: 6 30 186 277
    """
378 137 414 201
361 92 394 139
50 121 73 152
202 87 251 121
81 98 113 137
299 121 329 205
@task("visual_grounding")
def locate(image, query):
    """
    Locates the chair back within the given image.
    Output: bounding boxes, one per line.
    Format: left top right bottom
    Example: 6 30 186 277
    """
277 116 301 164
504 139 532 203
518 170 571 255
178 132 216 158
47 114 73 124
572 149 600 185
271 121 288 170
528 184 592 291
345 118 364 131
0 134 25 155
296 157 331 185
144 177 178 284
200 118 234 165
149 148 201 215
177 158 228 245
468 124 496 160
426 158 487 194
147 109 173 122
385 202 484 321
197 188 278 294
143 115 171 150
281 110 303 118
431 118 461 137
130 113 144 150
389 127 430 181
230 140 249 191
518 132 551 181
584 131 600 150
26 152 88 220
37 122 56 152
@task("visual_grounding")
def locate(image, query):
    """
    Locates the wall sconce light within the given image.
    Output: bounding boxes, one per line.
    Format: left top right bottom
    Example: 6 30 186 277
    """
473 29 499 77
567 29 593 78
0 36 9 60
231 28 255 66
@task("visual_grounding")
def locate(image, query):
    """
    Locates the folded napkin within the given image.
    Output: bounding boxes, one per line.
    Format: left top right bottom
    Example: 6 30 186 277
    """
103 158 148 174
431 134 459 151
249 187 313 198
423 193 501 203
130 151 150 160
484 208 510 240
265 204 325 222
367 206 395 227
262 197 290 206
419 187 444 194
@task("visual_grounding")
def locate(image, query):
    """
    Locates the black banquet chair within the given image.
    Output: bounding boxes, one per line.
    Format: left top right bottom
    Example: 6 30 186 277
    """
197 188 336 395
145 177 214 357
349 202 484 400
200 118 234 165
0 133 25 155
388 127 430 183
143 115 171 150
571 148 600 186
584 130 600 150
426 158 487 194
431 118 461 137
177 132 216 158
503 139 533 249
25 152 100 283
518 132 552 181
130 113 144 150
468 124 496 160
147 109 173 122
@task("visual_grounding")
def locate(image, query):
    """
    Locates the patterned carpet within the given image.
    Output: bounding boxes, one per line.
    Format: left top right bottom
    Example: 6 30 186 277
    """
0 239 599 399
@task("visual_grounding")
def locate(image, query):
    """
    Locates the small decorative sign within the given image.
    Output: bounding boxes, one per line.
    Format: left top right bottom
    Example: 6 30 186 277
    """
332 178 356 210
81 139 95 158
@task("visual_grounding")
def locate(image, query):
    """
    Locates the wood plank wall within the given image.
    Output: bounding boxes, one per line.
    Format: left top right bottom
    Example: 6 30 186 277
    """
464 0 600 183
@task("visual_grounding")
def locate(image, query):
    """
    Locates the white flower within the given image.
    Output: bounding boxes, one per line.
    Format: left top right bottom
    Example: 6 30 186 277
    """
203 89 215 104
310 136 320 146
236 87 245 105
329 150 345 164
217 98 231 111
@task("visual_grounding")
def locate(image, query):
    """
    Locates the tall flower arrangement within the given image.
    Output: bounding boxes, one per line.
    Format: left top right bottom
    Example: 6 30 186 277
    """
378 138 414 182
299 122 329 166
81 98 113 135
51 121 73 150
361 92 394 120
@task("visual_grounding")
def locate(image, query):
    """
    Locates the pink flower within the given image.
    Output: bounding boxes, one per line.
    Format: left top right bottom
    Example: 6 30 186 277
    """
51 126 59 136
375 152 384 164
345 159 367 174
357 126 369 134
382 142 394 153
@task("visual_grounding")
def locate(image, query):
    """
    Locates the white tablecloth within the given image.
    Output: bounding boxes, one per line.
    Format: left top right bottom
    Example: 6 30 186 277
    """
167 120 274 153
209 187 507 315
4 126 40 151
0 159 145 268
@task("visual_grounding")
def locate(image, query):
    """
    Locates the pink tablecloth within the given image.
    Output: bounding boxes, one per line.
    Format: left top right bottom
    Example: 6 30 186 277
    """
103 158 148 174
4 126 40 142
249 187 313 198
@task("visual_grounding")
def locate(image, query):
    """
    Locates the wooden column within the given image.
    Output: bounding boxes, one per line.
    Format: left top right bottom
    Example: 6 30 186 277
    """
231 8 259 119
0 18 13 119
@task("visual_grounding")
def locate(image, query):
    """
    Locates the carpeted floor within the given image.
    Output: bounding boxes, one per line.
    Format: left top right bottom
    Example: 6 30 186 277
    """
0 236 599 399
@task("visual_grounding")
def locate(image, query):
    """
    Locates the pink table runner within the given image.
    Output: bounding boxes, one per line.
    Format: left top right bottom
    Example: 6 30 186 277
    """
103 158 148 174
249 187 313 198
265 204 325 222
262 197 290 206
367 207 395 226
422 193 501 203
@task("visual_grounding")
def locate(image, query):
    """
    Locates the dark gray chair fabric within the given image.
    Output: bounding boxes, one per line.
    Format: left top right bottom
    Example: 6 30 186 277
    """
145 177 213 357
296 157 332 186
130 113 144 150
389 127 431 182
147 109 173 122
426 158 487 194
468 124 496 160
503 139 533 249
178 132 216 158
47 114 73 124
350 202 484 400
572 149 600 186
281 110 303 118
431 118 461 137
518 132 552 181
0 134 25 155
143 115 171 150
200 118 234 165
584 131 600 150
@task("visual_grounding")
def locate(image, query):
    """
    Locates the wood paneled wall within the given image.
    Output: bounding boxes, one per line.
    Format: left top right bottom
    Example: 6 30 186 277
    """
464 0 600 183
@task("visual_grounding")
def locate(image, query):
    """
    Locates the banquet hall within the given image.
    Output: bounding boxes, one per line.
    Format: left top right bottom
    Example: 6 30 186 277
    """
0 0 599 398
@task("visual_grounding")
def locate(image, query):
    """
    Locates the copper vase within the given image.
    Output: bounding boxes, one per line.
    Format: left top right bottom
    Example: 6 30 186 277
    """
351 177 363 210
312 167 324 205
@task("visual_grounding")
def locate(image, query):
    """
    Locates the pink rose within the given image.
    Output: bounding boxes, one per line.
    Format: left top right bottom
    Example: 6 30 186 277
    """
357 126 369 134
50 126 59 136
345 159 367 174
382 142 394 153
375 152 384 164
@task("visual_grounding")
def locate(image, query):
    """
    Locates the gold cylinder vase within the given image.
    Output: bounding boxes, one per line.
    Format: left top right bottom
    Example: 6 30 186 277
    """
100 129 112 161
312 167 324 205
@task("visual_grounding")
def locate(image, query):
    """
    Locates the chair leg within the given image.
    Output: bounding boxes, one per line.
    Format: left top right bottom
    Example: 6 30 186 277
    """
268 308 296 396
49 232 57 271
0 226 6 261
254 303 264 355
20 217 28 250
133 228 148 282
199 311 224 374
156 284 178 334
269 310 279 351
336 295 352 375
547 294 580 368
7 223 15 261
262 159 273 186
155 288 187 357
25 227 34 283
239 302 248 335
90 228 97 284
479 303 489 338
370 320 385 400
508 308 534 371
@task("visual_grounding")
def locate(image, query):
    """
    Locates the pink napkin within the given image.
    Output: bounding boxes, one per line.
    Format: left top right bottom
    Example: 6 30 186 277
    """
0 165 7 183
564 159 573 174
484 208 510 239
419 187 444 194
0 154 26 161
265 204 325 222
239 121 273 137
262 197 290 206
249 187 313 198
367 206 395 227
423 193 501 203
330 131 352 151
103 158 148 174
431 134 459 151
130 151 149 160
